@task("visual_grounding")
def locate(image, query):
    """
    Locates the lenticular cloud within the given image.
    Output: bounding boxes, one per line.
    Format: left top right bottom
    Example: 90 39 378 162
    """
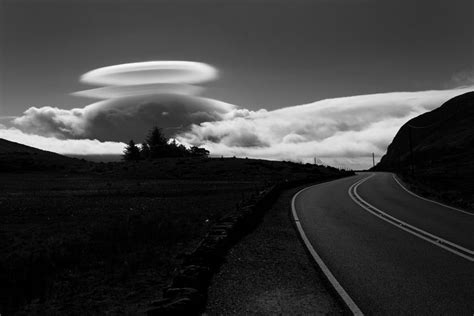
76 61 217 99
12 61 231 142
80 61 218 86
74 83 204 99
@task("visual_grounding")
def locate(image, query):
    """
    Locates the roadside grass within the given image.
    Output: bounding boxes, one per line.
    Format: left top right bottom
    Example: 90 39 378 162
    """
398 171 473 213
0 157 339 314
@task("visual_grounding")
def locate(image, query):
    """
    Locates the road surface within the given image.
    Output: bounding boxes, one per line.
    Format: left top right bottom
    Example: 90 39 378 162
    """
293 172 474 315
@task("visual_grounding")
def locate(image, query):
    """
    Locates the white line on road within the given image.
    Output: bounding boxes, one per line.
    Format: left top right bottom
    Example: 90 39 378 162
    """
292 180 364 316
391 173 473 216
349 174 474 262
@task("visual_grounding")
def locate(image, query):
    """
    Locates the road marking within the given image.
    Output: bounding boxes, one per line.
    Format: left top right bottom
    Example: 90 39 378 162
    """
349 174 474 262
292 179 364 316
391 173 473 216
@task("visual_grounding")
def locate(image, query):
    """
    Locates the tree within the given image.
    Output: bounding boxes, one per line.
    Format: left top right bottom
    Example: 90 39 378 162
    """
190 146 210 157
146 127 168 158
140 142 151 159
123 140 141 161
135 126 212 159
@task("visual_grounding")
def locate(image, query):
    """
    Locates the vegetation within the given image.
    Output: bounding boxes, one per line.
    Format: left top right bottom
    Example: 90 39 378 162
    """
123 140 141 161
123 127 209 161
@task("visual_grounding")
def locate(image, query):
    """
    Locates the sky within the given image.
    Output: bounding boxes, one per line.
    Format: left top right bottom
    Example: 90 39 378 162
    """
0 0 473 169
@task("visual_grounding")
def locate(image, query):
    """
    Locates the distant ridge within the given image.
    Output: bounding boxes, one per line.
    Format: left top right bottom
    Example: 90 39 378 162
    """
65 154 122 163
374 91 474 177
0 138 84 171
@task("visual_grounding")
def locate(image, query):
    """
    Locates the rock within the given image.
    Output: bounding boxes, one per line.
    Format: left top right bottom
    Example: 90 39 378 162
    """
163 287 205 305
147 297 199 315
150 298 172 307
172 265 211 290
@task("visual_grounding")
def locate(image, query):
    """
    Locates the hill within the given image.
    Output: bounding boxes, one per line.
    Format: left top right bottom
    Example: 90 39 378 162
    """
0 138 86 171
374 91 474 208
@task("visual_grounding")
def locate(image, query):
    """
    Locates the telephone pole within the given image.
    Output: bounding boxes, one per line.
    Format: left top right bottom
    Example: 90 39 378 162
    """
408 126 415 177
372 153 375 168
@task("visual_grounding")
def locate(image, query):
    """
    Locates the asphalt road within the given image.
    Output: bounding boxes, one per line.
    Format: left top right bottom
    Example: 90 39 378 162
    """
293 172 474 315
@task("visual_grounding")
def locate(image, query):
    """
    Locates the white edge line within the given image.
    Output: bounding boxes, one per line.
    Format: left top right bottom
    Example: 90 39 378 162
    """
391 173 473 216
291 179 364 316
350 174 474 261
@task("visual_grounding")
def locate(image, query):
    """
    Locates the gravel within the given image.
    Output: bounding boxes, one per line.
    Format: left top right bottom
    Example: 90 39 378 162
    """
205 186 344 315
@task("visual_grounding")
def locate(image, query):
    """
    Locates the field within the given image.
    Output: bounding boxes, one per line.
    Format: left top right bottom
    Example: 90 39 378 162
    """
0 157 342 314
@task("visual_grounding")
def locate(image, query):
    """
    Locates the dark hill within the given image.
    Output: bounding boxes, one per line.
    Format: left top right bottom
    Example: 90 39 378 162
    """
375 91 474 174
0 138 85 171
0 138 349 182
374 91 474 209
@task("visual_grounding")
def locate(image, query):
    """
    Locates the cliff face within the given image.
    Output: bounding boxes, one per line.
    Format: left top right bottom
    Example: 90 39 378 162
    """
374 91 474 176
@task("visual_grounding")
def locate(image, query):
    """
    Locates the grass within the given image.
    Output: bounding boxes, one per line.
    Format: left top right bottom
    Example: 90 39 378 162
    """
397 168 474 213
0 157 343 314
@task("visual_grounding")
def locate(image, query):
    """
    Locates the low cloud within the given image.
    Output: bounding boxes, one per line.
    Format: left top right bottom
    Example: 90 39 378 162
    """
177 87 473 169
0 125 125 155
9 87 472 168
13 94 235 142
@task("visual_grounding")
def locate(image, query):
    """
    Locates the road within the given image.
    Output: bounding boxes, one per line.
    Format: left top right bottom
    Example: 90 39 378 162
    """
293 172 474 315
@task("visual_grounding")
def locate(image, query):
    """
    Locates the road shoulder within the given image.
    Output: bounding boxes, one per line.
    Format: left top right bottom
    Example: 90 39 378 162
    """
205 186 344 315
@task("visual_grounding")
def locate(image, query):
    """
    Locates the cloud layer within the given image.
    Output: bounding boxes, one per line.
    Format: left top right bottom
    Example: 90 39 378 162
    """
0 125 125 155
13 94 235 142
177 87 473 169
8 87 472 169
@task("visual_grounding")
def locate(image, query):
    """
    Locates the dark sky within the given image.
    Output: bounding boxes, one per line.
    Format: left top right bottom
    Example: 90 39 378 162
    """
1 0 473 116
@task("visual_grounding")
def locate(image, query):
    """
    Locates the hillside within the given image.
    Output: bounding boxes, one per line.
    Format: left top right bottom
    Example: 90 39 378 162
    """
374 91 474 208
0 138 85 171
375 91 474 173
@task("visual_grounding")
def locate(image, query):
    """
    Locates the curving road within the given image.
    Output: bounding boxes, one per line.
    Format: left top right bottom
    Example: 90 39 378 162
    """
293 172 474 315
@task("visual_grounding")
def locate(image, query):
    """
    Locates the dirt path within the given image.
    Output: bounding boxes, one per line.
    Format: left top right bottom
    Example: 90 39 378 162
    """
205 186 344 315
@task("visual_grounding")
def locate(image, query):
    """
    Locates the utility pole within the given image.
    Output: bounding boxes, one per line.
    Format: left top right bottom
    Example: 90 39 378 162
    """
372 153 375 168
408 126 415 177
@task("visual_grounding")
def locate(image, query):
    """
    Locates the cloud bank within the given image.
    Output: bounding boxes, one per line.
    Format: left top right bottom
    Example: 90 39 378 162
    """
178 87 473 169
0 125 125 155
8 87 473 169
13 94 235 142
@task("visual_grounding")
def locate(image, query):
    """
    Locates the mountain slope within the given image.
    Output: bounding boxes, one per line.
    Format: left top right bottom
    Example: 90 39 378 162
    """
374 91 474 209
0 138 84 171
375 91 474 174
